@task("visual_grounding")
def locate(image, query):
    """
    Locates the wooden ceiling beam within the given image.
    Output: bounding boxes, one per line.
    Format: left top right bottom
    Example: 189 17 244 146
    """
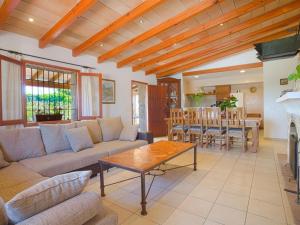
156 30 293 78
134 1 300 72
39 0 97 48
0 0 21 27
146 14 300 75
72 0 164 57
97 0 222 63
183 62 263 76
117 0 274 68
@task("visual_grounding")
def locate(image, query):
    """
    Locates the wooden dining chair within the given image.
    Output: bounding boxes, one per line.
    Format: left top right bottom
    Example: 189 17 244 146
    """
226 107 249 151
203 107 226 149
186 108 205 147
170 108 186 142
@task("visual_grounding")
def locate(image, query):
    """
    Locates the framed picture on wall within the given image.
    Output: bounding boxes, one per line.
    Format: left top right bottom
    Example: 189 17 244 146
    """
102 79 115 104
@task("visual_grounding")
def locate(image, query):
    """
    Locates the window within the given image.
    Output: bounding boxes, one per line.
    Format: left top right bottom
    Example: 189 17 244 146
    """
131 81 147 132
25 64 77 122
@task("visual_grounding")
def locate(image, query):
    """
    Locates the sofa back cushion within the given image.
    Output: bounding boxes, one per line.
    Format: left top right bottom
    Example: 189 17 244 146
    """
65 127 93 152
76 120 102 143
0 197 8 225
0 127 46 162
5 171 91 224
40 123 75 154
119 125 138 141
0 148 9 168
98 117 123 141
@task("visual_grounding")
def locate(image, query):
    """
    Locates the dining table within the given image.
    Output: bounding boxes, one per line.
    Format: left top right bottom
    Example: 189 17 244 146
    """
165 117 262 153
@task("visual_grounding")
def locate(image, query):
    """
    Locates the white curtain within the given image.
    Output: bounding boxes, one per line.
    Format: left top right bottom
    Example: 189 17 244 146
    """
81 76 100 116
1 60 22 120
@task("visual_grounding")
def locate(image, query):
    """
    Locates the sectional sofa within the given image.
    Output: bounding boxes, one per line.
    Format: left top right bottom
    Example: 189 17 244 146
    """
0 117 152 225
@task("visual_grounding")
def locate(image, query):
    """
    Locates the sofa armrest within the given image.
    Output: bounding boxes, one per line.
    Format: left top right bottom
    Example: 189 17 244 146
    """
16 192 100 225
137 132 153 144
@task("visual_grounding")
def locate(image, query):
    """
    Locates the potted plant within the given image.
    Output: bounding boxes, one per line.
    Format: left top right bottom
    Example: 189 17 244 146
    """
219 96 238 111
288 64 300 91
188 92 204 107
35 107 63 122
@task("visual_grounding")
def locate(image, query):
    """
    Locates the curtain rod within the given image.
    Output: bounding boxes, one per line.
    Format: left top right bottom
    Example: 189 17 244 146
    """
0 48 96 70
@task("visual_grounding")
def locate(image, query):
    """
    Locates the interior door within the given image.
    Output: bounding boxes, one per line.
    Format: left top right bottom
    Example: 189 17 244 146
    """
148 85 167 137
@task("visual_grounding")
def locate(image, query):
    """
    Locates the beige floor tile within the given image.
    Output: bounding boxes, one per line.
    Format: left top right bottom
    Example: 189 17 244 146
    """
121 214 158 225
157 190 187 208
169 180 196 194
200 178 225 190
146 202 176 224
179 196 213 218
248 199 287 224
112 192 143 213
163 209 206 225
208 204 246 225
245 212 287 225
106 203 133 224
222 183 251 197
203 219 224 225
190 185 220 202
250 187 283 206
216 192 249 211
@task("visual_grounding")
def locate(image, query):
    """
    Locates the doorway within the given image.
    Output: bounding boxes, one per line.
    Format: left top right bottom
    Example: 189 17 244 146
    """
131 81 147 132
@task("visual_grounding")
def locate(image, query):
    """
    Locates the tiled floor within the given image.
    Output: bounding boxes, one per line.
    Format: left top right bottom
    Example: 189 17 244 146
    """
85 135 297 225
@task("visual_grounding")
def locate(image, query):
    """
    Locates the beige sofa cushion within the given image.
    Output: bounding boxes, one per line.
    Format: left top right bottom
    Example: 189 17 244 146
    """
76 120 102 143
0 197 8 225
40 123 75 154
19 140 147 177
0 127 46 162
16 192 101 225
0 148 9 169
98 117 123 141
119 125 138 141
0 163 46 202
5 171 91 224
66 127 94 152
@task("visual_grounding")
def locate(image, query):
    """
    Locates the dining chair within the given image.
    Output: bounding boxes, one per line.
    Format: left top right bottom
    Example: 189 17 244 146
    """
170 108 186 142
226 107 249 151
203 107 226 149
186 108 205 147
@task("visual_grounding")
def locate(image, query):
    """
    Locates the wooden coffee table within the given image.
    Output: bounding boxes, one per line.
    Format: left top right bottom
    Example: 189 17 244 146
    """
98 141 197 215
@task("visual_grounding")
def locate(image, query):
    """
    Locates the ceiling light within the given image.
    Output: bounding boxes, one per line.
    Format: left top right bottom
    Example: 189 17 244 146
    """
240 70 246 73
173 43 177 46
28 17 34 23
99 43 104 47
194 75 199 78
220 23 224 26
138 58 142 61
139 19 144 24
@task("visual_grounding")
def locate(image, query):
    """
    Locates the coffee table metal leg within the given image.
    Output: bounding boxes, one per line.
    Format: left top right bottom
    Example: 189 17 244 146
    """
141 172 147 215
99 162 105 197
194 146 197 171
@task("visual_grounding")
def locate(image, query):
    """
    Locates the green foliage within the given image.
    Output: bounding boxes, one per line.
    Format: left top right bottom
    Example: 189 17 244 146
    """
288 64 300 81
219 96 238 111
189 92 204 107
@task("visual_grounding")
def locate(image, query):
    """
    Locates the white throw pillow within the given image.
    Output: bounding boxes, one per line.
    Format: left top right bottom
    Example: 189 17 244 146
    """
98 117 123 141
119 125 138 141
0 197 8 225
5 171 92 224
40 123 75 154
65 127 94 152
76 120 102 143
0 148 9 169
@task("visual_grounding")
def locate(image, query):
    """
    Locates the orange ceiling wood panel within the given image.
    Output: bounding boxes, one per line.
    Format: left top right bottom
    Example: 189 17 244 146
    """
0 0 21 27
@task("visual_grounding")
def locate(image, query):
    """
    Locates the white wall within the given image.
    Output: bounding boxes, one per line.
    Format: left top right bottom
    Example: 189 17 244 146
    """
263 54 299 139
0 31 157 126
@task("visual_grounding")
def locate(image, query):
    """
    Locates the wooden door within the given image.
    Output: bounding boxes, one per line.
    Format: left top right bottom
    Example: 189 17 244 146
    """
148 85 168 137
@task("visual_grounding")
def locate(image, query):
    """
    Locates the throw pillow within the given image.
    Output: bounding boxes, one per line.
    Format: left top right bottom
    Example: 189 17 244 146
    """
39 123 75 154
5 171 92 224
98 117 123 141
0 197 8 225
0 127 46 162
119 125 138 141
0 148 9 169
65 127 94 152
76 120 102 143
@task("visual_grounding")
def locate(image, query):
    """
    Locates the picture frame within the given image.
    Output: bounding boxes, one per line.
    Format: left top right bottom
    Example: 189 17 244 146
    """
280 78 288 85
102 79 115 104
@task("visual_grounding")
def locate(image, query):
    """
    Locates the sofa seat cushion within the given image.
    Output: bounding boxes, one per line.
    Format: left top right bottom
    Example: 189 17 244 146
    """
0 163 45 202
99 140 148 156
